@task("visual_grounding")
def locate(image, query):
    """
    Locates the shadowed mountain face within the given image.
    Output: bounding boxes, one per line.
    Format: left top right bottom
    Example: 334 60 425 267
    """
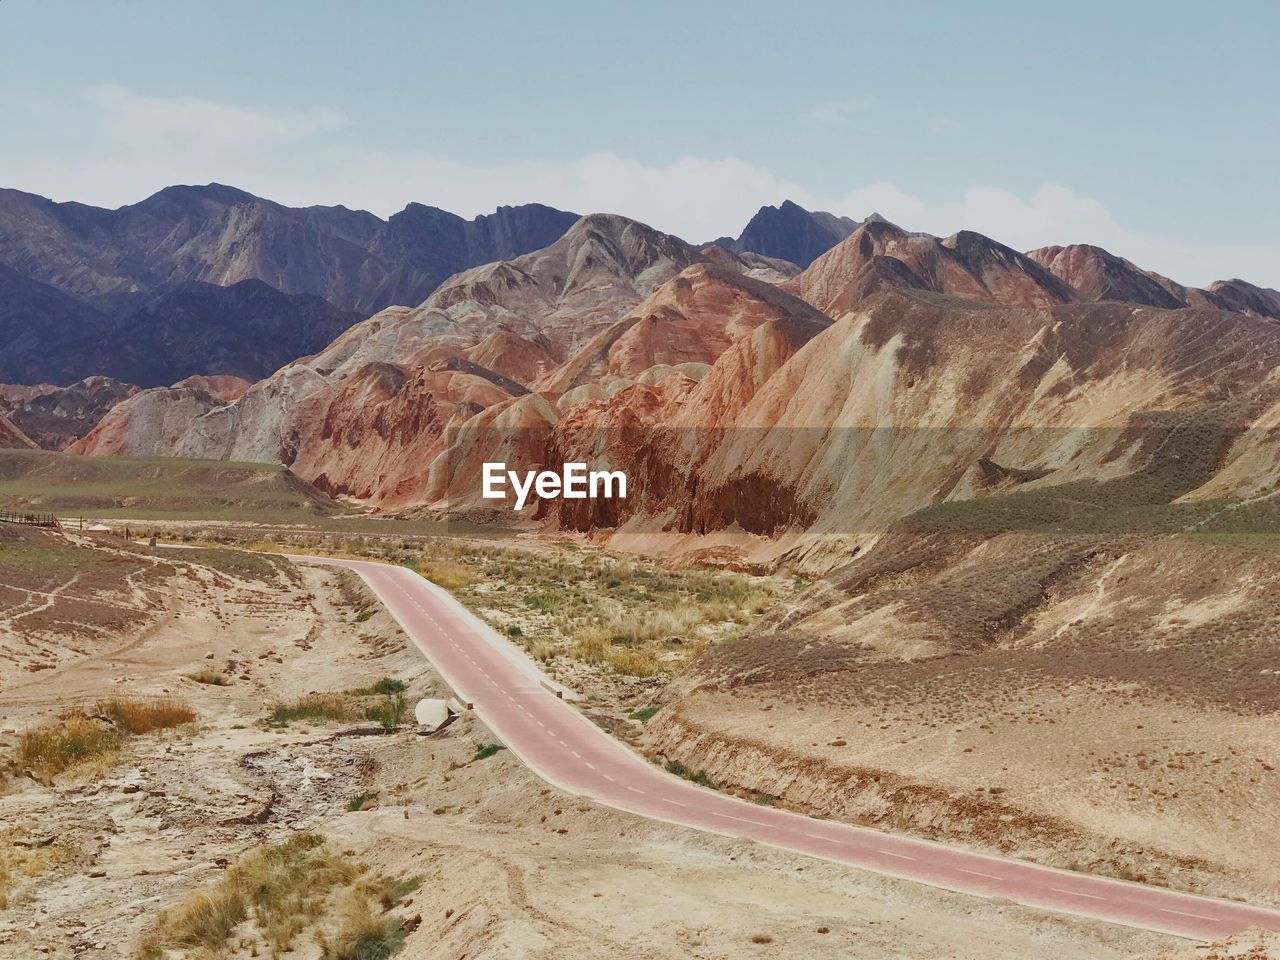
86 279 364 387
0 184 580 388
0 265 117 385
0 275 362 388
714 200 860 267
0 185 580 315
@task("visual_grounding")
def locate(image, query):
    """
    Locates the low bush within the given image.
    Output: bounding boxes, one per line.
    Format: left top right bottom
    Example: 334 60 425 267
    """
664 760 718 789
364 693 407 731
141 837 419 957
95 695 196 735
185 666 231 686
17 715 121 777
268 693 354 727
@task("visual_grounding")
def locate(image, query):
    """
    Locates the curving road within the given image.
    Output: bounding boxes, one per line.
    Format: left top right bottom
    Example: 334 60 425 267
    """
298 555 1280 942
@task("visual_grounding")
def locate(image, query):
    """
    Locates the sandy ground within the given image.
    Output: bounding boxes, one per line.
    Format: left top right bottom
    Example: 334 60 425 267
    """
0 533 1188 959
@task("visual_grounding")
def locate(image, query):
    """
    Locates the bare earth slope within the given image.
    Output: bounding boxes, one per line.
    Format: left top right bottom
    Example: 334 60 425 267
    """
0 531 1170 960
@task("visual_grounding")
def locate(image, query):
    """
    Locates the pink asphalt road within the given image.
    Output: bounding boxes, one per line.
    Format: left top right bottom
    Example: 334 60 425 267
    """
299 555 1280 942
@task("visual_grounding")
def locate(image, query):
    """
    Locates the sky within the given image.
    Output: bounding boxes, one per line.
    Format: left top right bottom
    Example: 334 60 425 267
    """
2 0 1278 286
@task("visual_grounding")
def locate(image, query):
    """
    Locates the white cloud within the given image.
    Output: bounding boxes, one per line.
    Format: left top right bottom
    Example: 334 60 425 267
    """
2 86 1274 287
802 97 872 127
86 84 347 154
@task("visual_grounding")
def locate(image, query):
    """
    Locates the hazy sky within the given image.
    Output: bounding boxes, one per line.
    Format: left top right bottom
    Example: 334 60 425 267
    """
3 0 1277 286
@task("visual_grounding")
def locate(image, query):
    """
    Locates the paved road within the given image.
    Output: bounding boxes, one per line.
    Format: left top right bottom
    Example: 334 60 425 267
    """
300 555 1280 941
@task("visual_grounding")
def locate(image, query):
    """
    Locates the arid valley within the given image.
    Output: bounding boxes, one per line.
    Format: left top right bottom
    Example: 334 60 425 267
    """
4 4 1280 958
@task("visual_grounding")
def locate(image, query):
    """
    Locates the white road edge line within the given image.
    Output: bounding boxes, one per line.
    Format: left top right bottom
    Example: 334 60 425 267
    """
1051 888 1107 901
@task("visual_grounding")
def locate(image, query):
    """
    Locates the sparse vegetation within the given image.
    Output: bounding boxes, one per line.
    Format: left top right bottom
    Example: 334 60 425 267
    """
365 692 408 731
186 666 232 686
267 693 356 727
96 695 195 735
472 743 505 762
134 833 413 960
16 715 122 777
629 706 660 722
396 542 788 691
0 829 85 909
415 559 474 589
14 696 196 778
664 760 718 790
317 892 405 960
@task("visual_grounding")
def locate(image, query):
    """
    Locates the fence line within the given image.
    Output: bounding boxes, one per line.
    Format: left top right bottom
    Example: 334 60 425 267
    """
0 510 60 528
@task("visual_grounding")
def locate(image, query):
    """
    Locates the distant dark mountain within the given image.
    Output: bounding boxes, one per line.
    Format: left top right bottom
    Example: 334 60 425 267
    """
713 200 861 267
86 279 364 387
0 184 580 387
0 265 117 385
0 274 362 388
0 184 580 314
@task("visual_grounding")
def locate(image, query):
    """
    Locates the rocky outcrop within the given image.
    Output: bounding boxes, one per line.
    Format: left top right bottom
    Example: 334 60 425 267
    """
537 263 829 394
699 244 803 284
0 412 36 449
170 375 252 404
1197 278 1280 320
1026 244 1184 308
784 219 1077 316
69 384 229 457
0 377 139 450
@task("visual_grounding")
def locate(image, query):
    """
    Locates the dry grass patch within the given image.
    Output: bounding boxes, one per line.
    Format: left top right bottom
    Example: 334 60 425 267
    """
416 559 474 589
16 714 123 778
135 834 413 960
0 829 85 909
186 665 232 686
606 646 664 678
14 695 195 778
96 694 196 735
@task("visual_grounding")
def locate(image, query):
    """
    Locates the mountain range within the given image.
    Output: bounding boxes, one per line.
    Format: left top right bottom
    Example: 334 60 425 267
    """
58 203 1280 572
7 183 1280 521
0 185 582 390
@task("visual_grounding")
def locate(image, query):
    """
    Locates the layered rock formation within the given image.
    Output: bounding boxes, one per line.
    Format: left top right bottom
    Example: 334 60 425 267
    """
0 377 139 450
0 412 36 449
1028 244 1280 318
72 214 706 469
782 218 1078 315
67 207 1280 572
